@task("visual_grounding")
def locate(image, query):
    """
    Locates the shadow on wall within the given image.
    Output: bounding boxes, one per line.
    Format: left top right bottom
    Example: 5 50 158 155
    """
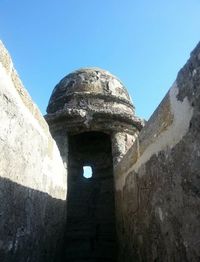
0 177 66 262
62 132 117 262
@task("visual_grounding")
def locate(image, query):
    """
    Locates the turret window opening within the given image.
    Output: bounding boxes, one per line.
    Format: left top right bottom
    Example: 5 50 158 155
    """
83 165 93 179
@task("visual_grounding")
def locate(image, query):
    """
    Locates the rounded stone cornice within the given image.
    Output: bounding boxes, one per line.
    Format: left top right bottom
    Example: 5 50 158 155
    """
45 67 144 133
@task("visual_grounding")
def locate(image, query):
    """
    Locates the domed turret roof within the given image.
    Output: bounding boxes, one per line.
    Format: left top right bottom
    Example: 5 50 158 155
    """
47 67 133 114
46 67 143 133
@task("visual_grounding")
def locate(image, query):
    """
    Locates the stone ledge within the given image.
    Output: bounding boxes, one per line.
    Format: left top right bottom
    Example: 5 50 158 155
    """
0 40 48 134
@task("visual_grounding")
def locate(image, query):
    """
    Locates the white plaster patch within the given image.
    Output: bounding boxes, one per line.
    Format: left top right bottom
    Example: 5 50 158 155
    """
116 82 194 190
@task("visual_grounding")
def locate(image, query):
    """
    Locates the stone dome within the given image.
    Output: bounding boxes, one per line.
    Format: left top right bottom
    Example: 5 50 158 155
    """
46 68 143 133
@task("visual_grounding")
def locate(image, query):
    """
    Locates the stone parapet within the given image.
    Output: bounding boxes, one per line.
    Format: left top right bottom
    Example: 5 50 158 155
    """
0 41 67 262
114 42 200 262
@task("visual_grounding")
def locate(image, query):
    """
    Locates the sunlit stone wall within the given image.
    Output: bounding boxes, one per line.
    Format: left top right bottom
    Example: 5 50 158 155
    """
114 42 200 262
0 41 67 262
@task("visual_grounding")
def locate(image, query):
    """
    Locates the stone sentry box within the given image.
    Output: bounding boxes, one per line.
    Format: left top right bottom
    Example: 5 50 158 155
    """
45 68 143 261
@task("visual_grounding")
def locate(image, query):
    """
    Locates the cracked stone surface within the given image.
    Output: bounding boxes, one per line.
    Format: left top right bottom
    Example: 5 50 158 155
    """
45 67 144 133
115 42 200 262
0 41 67 262
1 38 200 262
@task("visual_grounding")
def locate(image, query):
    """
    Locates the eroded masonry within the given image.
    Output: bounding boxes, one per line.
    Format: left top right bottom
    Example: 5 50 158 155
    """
45 68 143 261
0 40 200 262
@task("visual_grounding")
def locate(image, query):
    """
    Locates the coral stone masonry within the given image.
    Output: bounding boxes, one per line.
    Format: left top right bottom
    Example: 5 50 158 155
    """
0 40 200 262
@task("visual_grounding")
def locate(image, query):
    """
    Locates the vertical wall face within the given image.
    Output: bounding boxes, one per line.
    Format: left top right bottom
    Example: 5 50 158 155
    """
114 42 200 262
111 131 139 166
63 131 117 261
0 41 67 262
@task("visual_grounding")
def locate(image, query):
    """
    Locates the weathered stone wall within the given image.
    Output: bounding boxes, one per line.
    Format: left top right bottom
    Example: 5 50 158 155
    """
2 38 200 262
0 41 67 262
115 42 200 262
112 131 139 166
63 132 116 261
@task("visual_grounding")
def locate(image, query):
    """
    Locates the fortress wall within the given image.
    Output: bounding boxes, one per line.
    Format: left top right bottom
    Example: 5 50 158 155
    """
0 41 67 262
115 42 200 262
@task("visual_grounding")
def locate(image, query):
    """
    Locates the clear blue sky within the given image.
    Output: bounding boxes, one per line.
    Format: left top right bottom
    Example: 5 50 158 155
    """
0 0 199 120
